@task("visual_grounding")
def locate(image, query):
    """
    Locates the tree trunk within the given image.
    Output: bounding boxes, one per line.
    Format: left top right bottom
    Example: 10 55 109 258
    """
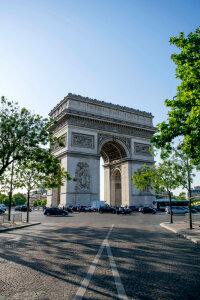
168 190 173 224
8 161 14 221
187 169 192 229
27 190 30 223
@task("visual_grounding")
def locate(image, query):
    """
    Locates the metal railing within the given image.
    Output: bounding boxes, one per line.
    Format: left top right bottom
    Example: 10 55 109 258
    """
0 213 22 224
185 213 200 224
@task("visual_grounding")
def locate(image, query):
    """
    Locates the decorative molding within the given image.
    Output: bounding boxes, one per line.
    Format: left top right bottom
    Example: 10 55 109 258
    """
98 134 131 153
49 93 153 117
71 132 94 149
134 143 152 156
68 116 153 139
75 162 90 191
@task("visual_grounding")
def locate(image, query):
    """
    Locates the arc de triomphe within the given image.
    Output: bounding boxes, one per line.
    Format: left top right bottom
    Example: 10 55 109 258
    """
47 93 156 208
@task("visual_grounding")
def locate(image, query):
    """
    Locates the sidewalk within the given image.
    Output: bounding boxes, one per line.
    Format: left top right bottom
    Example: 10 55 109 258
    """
160 222 200 245
0 222 41 232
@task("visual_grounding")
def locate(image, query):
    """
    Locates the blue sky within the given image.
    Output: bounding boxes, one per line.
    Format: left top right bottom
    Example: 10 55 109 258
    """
0 0 200 197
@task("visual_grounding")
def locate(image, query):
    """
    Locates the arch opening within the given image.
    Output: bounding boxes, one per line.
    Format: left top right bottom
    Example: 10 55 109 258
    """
100 141 127 163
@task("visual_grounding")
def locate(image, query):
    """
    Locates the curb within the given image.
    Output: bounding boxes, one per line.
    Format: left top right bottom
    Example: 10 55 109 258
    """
0 222 41 233
160 222 200 245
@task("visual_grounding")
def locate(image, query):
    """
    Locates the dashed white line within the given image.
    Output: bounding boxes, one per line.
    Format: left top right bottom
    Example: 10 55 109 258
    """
74 224 128 300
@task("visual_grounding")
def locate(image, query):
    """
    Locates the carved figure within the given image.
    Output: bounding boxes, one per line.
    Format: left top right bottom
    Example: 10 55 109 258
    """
75 162 90 191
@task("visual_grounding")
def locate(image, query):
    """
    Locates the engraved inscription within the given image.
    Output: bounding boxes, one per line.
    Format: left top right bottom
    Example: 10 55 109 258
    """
72 132 94 149
134 143 152 156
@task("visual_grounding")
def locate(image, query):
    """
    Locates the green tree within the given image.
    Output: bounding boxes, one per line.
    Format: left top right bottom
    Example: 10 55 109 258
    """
174 149 196 229
16 154 72 222
151 27 200 165
0 96 63 177
176 192 186 200
0 164 20 219
131 159 186 223
12 193 26 206
32 200 38 207
0 193 7 204
41 199 47 207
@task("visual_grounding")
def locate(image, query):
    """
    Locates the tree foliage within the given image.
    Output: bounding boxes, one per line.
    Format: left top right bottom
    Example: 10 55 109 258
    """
131 159 186 223
0 96 64 177
12 193 26 205
151 27 200 165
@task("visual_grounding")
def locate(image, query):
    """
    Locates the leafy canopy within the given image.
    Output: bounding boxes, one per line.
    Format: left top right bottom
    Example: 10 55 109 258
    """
0 96 52 176
131 159 186 195
151 27 200 165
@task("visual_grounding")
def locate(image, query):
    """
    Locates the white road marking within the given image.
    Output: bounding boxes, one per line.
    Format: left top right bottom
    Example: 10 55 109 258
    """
106 240 128 300
74 224 128 300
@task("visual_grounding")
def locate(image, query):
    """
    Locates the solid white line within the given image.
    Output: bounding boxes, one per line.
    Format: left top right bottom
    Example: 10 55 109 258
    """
74 224 114 300
106 241 128 300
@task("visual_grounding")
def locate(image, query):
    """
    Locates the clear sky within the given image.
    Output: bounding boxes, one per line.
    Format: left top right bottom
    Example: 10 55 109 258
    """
0 0 200 198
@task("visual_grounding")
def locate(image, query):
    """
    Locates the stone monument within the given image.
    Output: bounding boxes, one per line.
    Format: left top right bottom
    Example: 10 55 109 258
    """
47 93 156 207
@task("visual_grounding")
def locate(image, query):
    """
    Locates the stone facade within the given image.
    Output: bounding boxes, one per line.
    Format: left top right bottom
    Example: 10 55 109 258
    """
47 93 156 208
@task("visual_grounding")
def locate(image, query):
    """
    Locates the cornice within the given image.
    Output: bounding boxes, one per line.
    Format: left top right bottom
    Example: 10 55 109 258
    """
49 109 156 133
49 93 153 117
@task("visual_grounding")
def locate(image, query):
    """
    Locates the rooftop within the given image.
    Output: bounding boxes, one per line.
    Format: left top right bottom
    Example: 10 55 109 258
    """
49 93 153 117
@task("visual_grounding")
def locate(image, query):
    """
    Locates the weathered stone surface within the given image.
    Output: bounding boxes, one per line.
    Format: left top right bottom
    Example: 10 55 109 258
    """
47 94 156 208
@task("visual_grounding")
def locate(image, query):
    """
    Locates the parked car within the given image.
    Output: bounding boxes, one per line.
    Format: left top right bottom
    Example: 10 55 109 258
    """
0 207 5 214
138 206 144 212
193 205 200 212
141 207 156 214
15 205 32 212
0 204 6 212
129 205 140 212
44 207 68 216
116 207 132 215
99 206 116 214
65 207 73 213
84 206 96 212
165 206 188 214
78 206 88 212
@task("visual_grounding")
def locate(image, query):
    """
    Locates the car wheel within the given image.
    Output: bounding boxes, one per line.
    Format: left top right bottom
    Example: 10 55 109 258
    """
47 212 50 216
142 211 145 214
100 211 103 214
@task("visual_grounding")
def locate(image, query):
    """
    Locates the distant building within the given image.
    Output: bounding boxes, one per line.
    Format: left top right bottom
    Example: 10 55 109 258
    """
191 186 200 197
25 189 47 205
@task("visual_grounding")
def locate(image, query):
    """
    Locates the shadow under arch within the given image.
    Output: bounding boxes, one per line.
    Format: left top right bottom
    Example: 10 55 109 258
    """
98 137 130 164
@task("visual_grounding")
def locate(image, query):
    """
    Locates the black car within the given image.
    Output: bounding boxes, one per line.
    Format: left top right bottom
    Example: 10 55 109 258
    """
129 205 140 212
141 207 156 214
116 207 132 215
99 206 116 214
15 205 32 212
65 207 73 213
44 207 68 216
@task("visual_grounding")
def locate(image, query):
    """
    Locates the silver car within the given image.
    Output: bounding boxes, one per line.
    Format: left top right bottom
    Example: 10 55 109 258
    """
165 206 188 214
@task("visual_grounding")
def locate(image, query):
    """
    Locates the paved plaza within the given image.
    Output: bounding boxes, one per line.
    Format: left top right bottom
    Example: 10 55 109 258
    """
0 211 200 299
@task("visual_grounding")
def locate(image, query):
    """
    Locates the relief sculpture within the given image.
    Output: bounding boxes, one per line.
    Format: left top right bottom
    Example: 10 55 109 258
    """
75 162 90 191
134 143 151 156
72 133 94 149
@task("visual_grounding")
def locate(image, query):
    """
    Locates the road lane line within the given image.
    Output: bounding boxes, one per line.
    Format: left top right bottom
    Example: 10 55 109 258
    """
106 241 128 300
74 224 114 300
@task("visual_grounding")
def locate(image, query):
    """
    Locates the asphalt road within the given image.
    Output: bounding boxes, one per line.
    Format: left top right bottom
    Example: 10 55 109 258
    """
0 211 200 300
